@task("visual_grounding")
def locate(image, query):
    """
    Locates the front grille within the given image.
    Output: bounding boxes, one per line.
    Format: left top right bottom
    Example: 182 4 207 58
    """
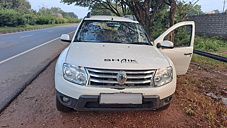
86 68 156 88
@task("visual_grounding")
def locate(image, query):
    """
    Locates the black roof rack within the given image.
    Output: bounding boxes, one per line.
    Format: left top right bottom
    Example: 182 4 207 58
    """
124 15 137 21
84 12 137 21
85 12 91 18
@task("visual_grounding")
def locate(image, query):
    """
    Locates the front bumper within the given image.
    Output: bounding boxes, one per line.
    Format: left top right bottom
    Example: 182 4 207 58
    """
56 90 173 111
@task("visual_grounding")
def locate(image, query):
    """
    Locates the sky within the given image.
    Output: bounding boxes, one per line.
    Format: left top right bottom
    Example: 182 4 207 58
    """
28 0 89 18
197 0 225 12
28 0 226 18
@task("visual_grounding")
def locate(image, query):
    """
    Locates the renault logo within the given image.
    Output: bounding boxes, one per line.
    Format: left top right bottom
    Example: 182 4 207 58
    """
116 71 127 85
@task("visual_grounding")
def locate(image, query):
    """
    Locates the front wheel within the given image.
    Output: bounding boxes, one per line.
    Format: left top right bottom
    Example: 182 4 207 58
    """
157 104 170 111
56 96 72 112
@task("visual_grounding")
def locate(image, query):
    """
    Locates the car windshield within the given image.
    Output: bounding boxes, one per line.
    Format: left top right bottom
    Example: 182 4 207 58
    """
75 20 151 45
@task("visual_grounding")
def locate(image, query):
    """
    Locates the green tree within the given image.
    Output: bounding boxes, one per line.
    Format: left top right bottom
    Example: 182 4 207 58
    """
61 0 202 37
38 7 79 24
0 9 26 27
50 7 64 14
38 7 53 15
176 1 203 21
91 3 114 15
61 0 176 37
0 0 31 13
151 0 202 39
15 0 31 14
64 12 78 18
214 10 219 13
39 7 78 19
188 5 204 16
151 3 169 38
0 0 12 8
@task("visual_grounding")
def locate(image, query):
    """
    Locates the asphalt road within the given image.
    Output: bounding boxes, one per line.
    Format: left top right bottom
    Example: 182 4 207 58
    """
0 24 77 112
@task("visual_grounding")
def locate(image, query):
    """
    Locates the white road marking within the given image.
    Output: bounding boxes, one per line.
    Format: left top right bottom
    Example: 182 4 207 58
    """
0 31 74 65
48 30 54 32
20 35 32 38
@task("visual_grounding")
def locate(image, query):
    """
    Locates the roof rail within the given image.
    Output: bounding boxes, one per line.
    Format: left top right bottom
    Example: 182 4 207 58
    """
85 12 91 18
124 15 137 21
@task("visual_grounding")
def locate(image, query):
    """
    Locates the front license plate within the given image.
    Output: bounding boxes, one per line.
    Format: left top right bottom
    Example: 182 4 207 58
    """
100 93 142 104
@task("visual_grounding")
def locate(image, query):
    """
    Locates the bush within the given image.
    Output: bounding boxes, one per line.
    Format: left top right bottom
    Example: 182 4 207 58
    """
194 36 227 52
36 15 51 25
55 18 64 24
0 9 78 27
65 17 78 23
0 9 26 27
24 14 37 25
36 14 68 25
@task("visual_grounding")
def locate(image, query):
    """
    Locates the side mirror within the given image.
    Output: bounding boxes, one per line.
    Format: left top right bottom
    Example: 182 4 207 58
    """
60 34 71 43
157 40 174 49
150 38 154 45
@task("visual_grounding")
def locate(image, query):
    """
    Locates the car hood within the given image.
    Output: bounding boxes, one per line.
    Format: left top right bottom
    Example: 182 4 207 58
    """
66 42 170 70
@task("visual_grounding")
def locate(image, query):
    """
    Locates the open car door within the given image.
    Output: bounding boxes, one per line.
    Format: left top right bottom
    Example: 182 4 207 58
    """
154 21 195 75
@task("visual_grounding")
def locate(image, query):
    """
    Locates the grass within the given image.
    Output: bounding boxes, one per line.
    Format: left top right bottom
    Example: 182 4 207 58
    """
194 36 227 52
177 35 227 127
177 70 227 127
192 35 227 73
0 23 76 32
192 54 227 73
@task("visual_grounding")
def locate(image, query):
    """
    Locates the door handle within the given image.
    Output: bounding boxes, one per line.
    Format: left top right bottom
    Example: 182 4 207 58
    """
184 53 192 55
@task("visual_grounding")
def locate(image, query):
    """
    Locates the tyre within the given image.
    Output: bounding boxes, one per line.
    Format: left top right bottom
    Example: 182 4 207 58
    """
56 96 72 112
157 103 170 111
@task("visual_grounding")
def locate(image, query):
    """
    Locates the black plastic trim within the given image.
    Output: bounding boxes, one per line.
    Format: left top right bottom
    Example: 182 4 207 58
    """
56 90 173 111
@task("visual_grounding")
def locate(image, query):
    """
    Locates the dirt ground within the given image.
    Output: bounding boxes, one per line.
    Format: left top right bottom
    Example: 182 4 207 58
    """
0 60 226 128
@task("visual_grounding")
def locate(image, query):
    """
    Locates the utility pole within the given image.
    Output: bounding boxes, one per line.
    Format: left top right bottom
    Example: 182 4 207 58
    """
223 0 226 13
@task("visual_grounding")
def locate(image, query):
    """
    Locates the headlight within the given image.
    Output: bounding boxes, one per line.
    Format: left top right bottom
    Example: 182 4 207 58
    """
154 66 173 87
63 63 88 85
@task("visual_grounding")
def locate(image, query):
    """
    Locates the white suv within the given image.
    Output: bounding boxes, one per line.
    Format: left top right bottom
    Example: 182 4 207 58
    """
55 13 195 112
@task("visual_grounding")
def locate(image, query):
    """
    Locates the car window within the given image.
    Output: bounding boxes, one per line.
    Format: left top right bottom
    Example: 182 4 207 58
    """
164 25 192 47
75 20 150 45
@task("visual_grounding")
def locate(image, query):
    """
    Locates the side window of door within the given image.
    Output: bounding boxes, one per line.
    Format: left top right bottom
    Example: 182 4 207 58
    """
164 25 193 47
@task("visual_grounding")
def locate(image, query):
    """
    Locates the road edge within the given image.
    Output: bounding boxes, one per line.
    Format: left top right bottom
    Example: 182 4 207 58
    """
0 28 48 34
0 55 59 114
0 23 77 35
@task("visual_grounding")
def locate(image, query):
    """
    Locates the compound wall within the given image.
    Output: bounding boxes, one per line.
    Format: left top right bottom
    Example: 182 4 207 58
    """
189 13 227 39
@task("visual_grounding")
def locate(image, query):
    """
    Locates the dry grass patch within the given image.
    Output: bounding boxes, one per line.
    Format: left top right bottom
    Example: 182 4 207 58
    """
175 64 227 127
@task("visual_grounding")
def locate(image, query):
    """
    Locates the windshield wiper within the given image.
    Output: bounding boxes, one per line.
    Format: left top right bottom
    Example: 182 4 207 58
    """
126 42 151 45
76 40 150 45
97 40 123 43
81 40 123 43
